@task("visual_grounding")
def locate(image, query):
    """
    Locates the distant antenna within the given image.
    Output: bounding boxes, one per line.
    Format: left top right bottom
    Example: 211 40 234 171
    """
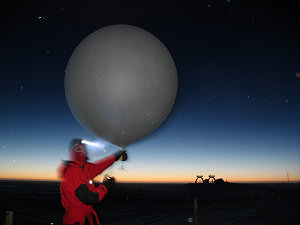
195 175 203 184
287 172 289 184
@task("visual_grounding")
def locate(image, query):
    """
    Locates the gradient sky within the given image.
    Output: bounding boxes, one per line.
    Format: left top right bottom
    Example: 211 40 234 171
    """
1 0 299 183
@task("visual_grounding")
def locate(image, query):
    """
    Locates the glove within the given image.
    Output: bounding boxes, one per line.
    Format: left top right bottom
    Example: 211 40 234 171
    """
102 176 115 189
113 150 128 161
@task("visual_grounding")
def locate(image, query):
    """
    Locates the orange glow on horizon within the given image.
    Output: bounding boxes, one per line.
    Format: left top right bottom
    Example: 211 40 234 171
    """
0 177 297 183
1 168 299 183
0 174 297 183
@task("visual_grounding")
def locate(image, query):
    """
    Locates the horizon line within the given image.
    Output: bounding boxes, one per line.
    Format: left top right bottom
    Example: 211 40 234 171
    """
0 178 299 184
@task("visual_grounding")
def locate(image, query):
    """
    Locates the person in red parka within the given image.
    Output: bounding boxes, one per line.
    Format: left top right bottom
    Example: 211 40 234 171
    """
59 138 127 225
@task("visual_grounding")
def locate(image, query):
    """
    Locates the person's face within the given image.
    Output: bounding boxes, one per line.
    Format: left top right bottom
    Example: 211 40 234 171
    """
74 145 86 154
70 143 88 163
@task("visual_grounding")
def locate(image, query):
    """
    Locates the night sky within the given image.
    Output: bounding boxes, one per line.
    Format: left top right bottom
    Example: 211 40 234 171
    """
1 0 299 183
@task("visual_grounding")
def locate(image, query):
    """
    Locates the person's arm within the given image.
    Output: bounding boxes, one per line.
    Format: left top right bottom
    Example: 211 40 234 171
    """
75 184 107 205
63 166 108 205
88 150 127 178
87 155 115 179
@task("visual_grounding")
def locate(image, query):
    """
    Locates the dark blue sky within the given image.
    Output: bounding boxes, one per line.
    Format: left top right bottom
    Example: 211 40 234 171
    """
1 0 299 182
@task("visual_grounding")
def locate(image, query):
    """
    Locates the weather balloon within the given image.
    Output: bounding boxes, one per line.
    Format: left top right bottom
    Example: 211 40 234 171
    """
65 25 177 148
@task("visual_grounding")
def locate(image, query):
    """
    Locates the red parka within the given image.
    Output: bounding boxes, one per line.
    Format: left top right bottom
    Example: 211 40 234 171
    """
59 154 116 225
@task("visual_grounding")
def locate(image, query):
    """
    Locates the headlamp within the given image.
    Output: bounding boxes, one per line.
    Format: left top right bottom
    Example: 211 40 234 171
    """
81 139 101 147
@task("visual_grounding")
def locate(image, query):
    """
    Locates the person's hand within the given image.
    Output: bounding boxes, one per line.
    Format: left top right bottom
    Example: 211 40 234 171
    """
102 176 115 189
113 150 128 161
119 151 127 161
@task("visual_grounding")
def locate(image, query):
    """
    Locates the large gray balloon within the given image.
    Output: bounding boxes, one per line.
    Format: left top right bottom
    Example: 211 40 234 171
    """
65 25 177 148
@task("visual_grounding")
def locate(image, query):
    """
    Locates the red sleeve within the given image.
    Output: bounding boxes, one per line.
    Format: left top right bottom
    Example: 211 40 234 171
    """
64 167 109 205
87 155 116 178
